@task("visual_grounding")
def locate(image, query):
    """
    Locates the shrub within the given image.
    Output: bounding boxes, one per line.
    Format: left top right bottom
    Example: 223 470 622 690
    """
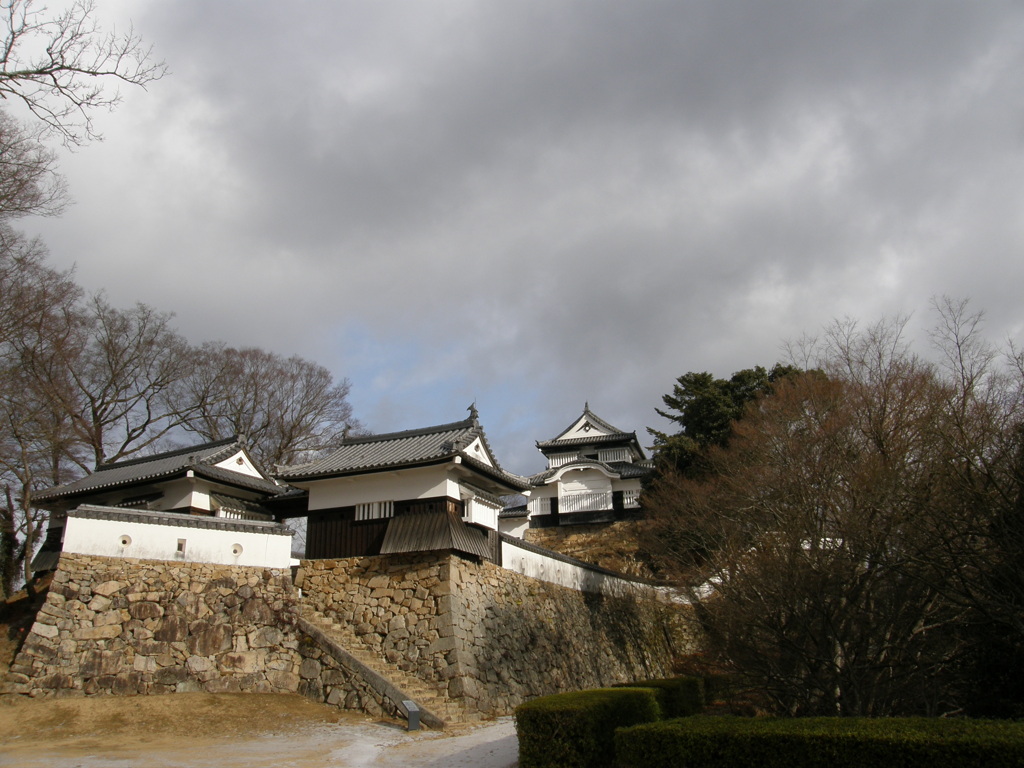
615 715 1024 768
515 687 661 768
615 676 705 718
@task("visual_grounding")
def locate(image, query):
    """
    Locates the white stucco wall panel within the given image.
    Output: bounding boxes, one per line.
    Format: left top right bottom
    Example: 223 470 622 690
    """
62 514 292 568
213 449 266 479
498 517 529 539
499 538 642 596
463 437 494 466
302 466 453 511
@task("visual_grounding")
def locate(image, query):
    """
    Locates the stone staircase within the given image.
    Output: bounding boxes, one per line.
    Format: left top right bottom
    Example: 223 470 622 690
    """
295 606 473 728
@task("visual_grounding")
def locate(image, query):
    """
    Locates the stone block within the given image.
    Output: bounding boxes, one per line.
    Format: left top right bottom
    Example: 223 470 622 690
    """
87 595 112 613
30 621 60 639
154 616 189 643
221 652 262 675
267 670 301 692
427 636 456 655
187 624 232 656
73 624 123 641
154 667 190 686
241 598 273 624
249 626 283 649
80 650 122 678
94 609 125 627
299 657 321 680
186 655 215 673
92 580 122 597
129 601 164 620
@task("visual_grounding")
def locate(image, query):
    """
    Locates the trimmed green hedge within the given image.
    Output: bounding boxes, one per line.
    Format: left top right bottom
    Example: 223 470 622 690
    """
614 676 705 718
615 715 1024 768
515 687 662 768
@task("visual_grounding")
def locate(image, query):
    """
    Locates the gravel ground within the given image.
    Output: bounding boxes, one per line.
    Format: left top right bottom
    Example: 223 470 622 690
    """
0 693 518 768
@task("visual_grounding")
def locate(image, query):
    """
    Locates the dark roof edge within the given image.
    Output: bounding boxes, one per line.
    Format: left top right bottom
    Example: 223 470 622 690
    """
70 504 293 536
96 436 241 471
325 417 476 448
536 431 639 449
280 454 457 482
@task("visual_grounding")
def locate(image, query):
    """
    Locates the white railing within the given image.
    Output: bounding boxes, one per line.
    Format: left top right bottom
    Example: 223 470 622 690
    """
217 509 274 522
623 489 641 508
548 452 580 468
528 497 552 515
598 448 630 463
559 491 612 514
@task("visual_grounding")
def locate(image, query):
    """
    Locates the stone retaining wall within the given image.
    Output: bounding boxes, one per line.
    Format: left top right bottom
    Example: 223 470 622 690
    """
6 551 698 721
6 554 299 697
524 520 657 578
3 553 402 718
298 552 697 716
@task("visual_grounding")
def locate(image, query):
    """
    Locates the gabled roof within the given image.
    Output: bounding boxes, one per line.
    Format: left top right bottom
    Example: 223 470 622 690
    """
536 404 646 458
278 410 530 491
35 437 284 503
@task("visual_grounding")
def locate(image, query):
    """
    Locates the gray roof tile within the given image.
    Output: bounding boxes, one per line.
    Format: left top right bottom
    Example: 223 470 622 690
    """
279 416 530 491
35 437 284 502
529 458 653 485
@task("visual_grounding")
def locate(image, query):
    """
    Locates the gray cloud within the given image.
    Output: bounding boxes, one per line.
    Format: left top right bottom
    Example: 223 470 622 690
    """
24 0 1024 471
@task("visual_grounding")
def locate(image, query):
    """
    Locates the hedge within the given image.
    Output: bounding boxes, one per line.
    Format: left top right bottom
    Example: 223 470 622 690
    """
615 715 1024 768
515 687 662 768
614 676 705 718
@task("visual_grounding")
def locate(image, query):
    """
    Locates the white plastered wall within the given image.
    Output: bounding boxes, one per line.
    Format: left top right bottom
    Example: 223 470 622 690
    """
213 449 266 479
62 515 292 568
500 538 641 596
463 437 493 466
302 465 455 511
498 516 529 538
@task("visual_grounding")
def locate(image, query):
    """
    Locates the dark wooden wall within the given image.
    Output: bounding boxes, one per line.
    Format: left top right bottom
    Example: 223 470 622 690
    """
305 496 464 559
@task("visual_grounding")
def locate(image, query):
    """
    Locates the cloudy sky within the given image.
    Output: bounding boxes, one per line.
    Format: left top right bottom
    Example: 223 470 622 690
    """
20 1 1024 473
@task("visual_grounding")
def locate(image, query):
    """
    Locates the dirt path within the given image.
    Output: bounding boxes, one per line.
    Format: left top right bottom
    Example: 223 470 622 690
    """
0 693 518 768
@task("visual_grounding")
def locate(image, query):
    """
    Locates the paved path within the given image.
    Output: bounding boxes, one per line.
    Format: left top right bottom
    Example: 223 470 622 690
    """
1 713 519 768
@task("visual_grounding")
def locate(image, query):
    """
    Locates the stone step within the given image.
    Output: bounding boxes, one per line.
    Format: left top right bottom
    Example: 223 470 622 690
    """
297 607 472 726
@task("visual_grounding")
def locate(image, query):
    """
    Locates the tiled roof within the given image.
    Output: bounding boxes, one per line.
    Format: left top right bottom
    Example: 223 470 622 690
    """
68 504 293 535
35 437 283 502
379 511 491 559
499 505 528 519
279 415 530 491
279 418 480 478
547 405 623 441
537 405 643 452
536 432 639 449
528 458 653 486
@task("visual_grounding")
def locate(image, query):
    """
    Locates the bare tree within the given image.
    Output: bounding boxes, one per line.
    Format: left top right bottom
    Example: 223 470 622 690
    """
45 297 198 469
0 0 165 145
644 306 1024 716
0 227 80 594
183 344 359 470
0 109 65 219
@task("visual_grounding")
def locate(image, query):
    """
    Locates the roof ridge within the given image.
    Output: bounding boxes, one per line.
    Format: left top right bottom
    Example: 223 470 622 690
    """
96 436 240 471
325 417 476 447
545 405 626 443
